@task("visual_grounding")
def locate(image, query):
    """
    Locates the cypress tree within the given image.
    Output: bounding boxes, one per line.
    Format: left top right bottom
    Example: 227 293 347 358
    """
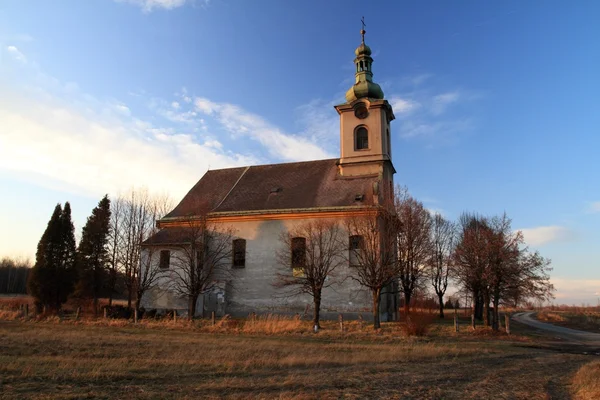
76 195 111 316
27 203 77 311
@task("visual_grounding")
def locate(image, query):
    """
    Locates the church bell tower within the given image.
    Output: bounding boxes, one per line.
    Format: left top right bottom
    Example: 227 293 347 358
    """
335 22 396 194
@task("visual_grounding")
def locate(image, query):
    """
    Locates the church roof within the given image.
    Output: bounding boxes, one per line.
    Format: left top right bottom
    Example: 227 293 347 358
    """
161 158 378 220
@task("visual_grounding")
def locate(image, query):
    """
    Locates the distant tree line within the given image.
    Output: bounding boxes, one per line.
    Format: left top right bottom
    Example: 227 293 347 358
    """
0 257 32 294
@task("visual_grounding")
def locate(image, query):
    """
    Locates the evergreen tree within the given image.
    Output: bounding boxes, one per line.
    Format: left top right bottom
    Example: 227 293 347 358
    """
27 203 77 311
76 195 111 316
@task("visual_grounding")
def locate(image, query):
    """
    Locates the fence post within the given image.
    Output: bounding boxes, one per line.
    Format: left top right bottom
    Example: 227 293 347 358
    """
211 311 215 326
75 307 81 321
173 310 177 322
454 309 459 333
471 313 475 330
24 304 29 318
505 314 511 335
339 313 344 332
103 307 107 319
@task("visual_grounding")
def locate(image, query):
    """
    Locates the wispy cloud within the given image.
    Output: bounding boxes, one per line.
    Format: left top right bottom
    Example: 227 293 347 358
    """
519 225 575 247
192 97 334 162
389 97 420 115
431 91 460 115
115 0 205 12
386 76 479 143
6 45 27 63
550 277 600 304
586 201 600 214
0 49 335 200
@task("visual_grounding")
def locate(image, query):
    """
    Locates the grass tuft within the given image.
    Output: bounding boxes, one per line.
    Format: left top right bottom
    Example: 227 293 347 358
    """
572 361 600 400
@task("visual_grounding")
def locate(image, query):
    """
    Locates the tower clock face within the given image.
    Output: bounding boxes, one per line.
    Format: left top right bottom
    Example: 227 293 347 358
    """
354 105 369 119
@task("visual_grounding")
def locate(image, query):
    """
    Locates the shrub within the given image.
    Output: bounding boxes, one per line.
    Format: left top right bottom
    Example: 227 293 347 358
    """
401 313 435 337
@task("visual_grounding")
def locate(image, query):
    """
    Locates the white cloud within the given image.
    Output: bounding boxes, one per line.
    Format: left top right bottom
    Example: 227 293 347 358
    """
6 45 27 63
116 0 210 12
587 201 600 213
0 90 256 200
431 91 460 115
193 97 333 162
550 277 600 305
519 226 574 247
411 74 432 86
295 99 339 149
116 0 188 12
389 96 420 115
399 119 473 140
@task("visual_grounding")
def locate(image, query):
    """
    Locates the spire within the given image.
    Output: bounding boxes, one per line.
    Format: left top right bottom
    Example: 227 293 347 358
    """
345 18 384 103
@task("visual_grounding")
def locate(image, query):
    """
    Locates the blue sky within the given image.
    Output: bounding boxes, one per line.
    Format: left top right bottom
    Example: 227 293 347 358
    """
0 0 599 304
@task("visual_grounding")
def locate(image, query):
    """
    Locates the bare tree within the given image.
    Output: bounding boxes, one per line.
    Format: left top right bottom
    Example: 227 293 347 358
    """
453 213 490 324
107 197 124 306
454 212 554 330
487 214 554 330
121 190 151 309
345 209 399 329
427 214 455 318
135 194 173 311
109 188 172 310
274 219 346 328
168 211 235 319
395 188 432 316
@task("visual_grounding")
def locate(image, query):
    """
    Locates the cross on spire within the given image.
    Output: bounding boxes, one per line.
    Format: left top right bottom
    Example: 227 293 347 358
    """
360 16 366 43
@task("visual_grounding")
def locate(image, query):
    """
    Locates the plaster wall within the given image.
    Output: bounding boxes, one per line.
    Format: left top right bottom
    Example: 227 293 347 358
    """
140 217 398 320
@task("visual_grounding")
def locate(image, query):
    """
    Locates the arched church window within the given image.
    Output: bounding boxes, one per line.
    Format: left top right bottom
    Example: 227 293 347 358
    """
387 127 391 155
355 126 369 150
349 235 364 267
232 239 246 268
291 237 306 277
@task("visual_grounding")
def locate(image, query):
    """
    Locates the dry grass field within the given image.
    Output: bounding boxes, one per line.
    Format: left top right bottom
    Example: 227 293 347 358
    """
0 315 597 400
537 310 600 334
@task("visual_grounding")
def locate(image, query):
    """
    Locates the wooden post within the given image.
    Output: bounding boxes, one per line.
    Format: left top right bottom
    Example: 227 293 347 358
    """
24 304 29 318
471 313 475 330
134 309 138 324
103 307 107 319
173 310 177 322
454 309 459 333
339 313 344 332
42 305 46 315
75 307 81 321
211 311 215 326
505 314 510 335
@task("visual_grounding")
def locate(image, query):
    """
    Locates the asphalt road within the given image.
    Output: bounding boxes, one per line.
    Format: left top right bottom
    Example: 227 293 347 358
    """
513 311 600 347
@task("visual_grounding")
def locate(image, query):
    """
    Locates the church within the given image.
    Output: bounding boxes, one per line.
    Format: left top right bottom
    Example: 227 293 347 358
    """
141 27 399 321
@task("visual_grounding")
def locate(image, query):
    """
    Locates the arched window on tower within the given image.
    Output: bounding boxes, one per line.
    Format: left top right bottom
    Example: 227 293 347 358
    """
355 126 369 150
387 127 391 156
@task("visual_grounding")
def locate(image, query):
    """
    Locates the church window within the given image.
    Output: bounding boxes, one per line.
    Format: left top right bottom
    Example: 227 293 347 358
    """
196 249 204 270
355 127 369 150
233 239 246 268
387 128 391 155
291 237 306 277
159 250 170 269
349 235 364 267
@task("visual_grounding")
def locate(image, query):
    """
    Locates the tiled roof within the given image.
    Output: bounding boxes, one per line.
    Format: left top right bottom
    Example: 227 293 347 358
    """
162 158 377 219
